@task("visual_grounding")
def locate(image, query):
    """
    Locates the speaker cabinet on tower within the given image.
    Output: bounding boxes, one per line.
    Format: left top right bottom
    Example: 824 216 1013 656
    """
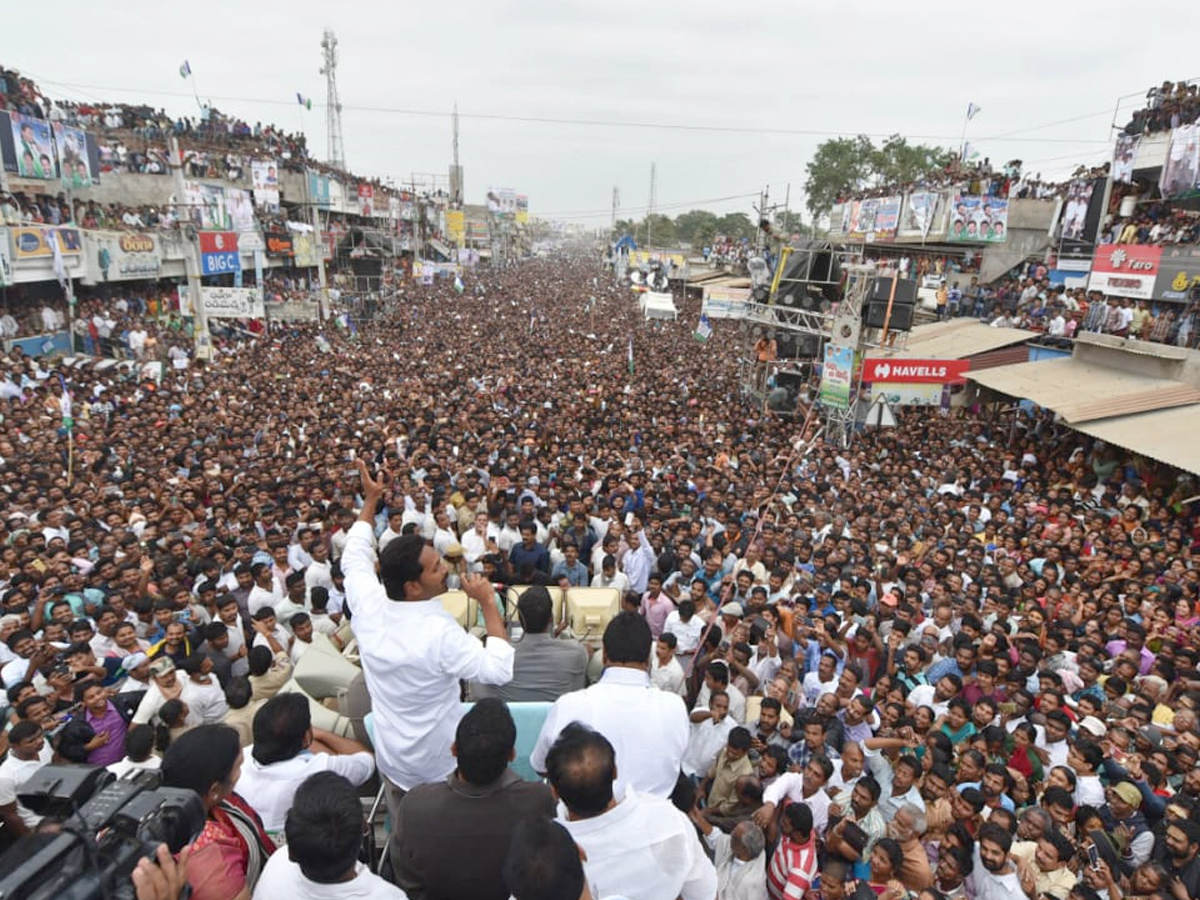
864 301 914 332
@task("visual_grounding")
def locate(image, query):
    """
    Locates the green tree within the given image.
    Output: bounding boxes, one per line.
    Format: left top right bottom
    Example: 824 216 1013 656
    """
640 213 676 246
716 212 754 240
802 134 953 219
871 134 957 187
803 135 875 220
674 209 719 244
613 219 637 239
774 210 805 235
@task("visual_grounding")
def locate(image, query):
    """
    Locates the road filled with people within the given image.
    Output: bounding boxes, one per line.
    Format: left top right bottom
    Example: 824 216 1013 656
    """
0 255 1199 900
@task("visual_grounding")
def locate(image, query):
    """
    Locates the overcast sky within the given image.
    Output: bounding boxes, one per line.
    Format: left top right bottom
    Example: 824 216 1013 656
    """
5 0 1195 224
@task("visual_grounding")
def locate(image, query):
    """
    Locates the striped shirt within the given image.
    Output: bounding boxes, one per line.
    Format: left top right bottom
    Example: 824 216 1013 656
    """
767 831 818 900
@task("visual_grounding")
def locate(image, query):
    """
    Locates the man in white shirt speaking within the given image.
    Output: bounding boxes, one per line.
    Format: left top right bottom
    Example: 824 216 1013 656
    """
345 461 512 865
531 611 688 799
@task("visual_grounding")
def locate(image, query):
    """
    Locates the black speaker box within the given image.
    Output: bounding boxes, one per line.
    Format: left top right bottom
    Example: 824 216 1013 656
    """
864 301 914 331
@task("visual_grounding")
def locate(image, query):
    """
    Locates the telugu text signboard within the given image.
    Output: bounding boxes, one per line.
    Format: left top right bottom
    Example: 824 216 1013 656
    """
199 287 263 319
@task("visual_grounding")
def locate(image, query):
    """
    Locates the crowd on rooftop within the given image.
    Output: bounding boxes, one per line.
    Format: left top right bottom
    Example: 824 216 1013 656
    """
0 255 1195 900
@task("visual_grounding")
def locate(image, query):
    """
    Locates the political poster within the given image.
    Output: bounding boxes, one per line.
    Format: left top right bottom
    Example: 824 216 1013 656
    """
226 189 256 233
82 231 163 284
307 172 331 209
251 160 279 191
848 199 878 239
1112 133 1141 185
52 124 92 187
828 203 847 236
819 345 854 410
873 196 902 238
183 181 231 231
1160 124 1200 198
292 233 322 268
254 188 280 213
947 194 1009 243
899 192 940 238
3 112 55 180
1058 176 1106 258
358 184 374 217
9 227 81 260
446 210 465 245
516 195 529 224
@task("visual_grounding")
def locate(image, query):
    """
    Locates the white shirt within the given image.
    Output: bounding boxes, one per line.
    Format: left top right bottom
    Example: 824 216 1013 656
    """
967 846 1023 900
131 673 229 726
461 525 499 567
651 654 686 696
706 830 769 900
662 611 704 653
763 772 833 836
695 681 747 724
591 571 630 593
0 744 52 828
1075 774 1105 809
531 667 688 799
343 521 513 789
682 715 736 777
237 748 376 833
559 788 718 900
248 582 284 617
107 756 162 779
304 560 333 598
621 539 656 594
253 849 408 900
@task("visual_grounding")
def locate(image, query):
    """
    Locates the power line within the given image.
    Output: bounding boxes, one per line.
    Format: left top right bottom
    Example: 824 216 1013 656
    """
27 75 1112 145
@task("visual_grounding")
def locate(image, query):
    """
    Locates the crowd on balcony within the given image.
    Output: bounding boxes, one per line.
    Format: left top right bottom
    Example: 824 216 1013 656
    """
1122 81 1200 136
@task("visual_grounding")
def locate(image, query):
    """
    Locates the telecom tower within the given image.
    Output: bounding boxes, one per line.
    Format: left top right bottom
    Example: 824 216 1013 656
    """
320 29 347 170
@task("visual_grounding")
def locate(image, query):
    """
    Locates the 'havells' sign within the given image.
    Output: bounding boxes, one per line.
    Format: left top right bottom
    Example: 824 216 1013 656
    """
863 358 970 384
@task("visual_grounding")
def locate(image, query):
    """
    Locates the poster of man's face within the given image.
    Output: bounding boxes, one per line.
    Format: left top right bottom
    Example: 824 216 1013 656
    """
12 115 53 180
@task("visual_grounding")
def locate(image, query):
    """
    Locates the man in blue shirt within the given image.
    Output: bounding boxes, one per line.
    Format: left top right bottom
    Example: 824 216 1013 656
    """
926 635 976 685
551 542 588 588
509 522 550 579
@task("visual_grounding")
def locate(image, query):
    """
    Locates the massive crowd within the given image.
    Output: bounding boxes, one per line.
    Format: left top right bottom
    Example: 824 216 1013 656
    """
0 255 1198 900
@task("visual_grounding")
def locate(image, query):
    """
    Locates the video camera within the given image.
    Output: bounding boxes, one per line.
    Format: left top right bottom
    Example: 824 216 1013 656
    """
0 764 205 900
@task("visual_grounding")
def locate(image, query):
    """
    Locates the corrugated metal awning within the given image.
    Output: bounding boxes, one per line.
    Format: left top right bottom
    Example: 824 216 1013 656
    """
1074 406 1200 477
968 357 1200 423
887 320 1033 361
